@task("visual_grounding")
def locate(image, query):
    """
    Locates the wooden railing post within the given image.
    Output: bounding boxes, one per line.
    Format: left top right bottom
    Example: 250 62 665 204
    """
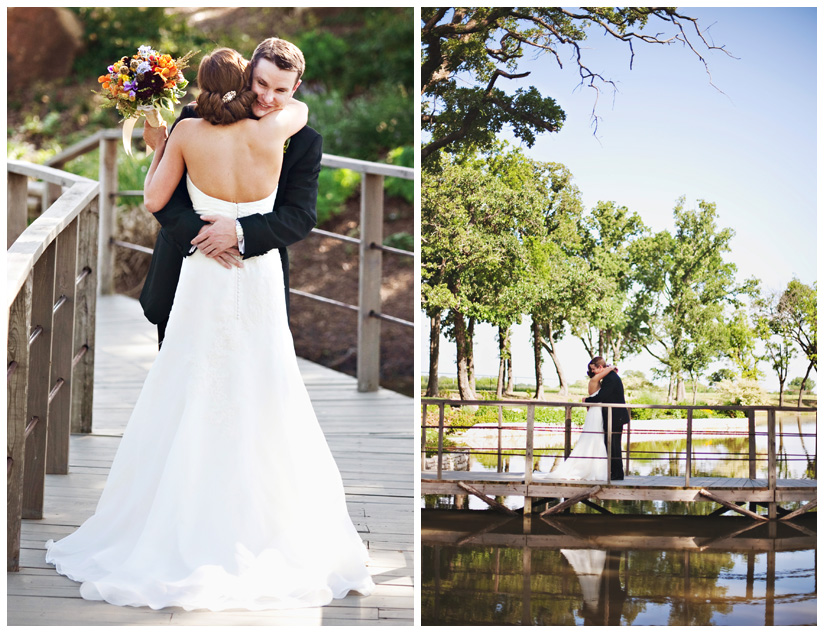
421 402 428 471
685 409 693 487
71 201 98 434
98 136 118 295
46 216 78 474
7 172 28 248
606 406 613 485
564 405 572 458
7 274 33 571
22 241 57 519
747 410 756 479
524 404 535 514
767 408 777 519
437 402 445 480
43 182 62 212
357 172 383 392
497 405 503 473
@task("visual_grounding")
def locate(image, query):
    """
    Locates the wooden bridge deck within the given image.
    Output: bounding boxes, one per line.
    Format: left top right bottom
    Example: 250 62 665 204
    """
8 295 413 626
423 471 816 505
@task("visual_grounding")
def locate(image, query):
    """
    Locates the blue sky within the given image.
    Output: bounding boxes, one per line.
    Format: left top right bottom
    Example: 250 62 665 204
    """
421 7 817 390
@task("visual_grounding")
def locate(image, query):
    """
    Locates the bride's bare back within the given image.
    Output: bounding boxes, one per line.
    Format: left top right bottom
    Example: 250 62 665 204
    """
174 117 284 202
143 99 307 212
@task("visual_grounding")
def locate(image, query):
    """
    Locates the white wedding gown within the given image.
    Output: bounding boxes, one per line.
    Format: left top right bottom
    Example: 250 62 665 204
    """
45 176 375 611
546 390 608 481
561 549 606 613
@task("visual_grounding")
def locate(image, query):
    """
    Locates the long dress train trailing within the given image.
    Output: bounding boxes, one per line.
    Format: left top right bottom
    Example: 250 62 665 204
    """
45 176 375 611
546 390 608 481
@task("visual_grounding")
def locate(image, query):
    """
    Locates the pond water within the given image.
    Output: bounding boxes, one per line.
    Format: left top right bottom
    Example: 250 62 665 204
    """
421 512 816 626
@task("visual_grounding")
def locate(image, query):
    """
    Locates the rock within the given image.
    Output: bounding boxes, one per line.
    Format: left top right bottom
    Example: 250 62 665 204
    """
8 8 84 91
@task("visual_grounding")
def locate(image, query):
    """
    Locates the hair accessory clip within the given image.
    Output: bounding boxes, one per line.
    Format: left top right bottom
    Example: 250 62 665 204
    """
222 91 237 103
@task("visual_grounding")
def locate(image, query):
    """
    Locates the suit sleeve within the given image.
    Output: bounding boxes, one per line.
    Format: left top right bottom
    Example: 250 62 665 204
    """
149 104 207 256
236 132 322 259
585 373 618 403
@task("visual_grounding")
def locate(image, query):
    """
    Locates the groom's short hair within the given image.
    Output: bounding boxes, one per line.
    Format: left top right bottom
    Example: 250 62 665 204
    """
250 38 305 84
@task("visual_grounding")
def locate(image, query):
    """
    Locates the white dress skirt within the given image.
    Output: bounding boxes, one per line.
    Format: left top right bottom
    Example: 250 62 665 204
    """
45 176 375 611
546 390 608 481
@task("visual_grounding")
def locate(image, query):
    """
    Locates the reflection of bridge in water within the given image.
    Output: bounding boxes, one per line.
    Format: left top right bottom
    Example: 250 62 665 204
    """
422 511 817 626
422 398 817 521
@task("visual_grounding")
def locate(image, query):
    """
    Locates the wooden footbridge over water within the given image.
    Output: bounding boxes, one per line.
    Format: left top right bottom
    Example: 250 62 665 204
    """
7 149 414 625
422 398 816 522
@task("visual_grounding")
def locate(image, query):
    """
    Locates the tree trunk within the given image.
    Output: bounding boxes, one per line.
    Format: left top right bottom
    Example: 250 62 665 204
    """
541 324 568 396
598 329 604 358
467 316 476 394
506 348 514 394
692 378 698 405
676 377 686 403
496 325 507 398
453 310 476 401
778 378 785 407
531 318 544 400
426 313 441 397
611 334 623 367
797 360 814 407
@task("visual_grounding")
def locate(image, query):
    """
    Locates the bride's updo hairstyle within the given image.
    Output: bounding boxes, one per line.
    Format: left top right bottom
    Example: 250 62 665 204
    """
195 48 256 125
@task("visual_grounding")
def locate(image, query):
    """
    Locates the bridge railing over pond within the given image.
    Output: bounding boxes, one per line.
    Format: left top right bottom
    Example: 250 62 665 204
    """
421 399 817 517
43 128 414 392
7 160 100 571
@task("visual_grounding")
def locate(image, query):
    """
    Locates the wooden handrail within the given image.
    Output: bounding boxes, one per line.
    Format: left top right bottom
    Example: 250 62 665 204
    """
421 398 817 519
7 161 100 571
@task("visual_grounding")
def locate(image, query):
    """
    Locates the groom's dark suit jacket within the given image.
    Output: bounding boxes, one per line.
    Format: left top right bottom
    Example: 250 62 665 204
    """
139 103 322 326
584 371 630 427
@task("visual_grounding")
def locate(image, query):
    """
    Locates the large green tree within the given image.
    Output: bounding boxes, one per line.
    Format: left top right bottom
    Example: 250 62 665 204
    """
753 289 796 406
776 279 817 406
421 147 546 399
521 163 589 397
421 7 729 162
573 201 647 363
631 199 752 402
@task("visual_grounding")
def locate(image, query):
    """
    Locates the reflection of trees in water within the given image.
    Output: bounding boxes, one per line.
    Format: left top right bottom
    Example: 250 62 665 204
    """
422 543 739 626
626 549 735 626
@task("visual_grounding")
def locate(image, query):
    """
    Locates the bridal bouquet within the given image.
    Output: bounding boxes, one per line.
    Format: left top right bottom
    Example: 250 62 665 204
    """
98 45 195 155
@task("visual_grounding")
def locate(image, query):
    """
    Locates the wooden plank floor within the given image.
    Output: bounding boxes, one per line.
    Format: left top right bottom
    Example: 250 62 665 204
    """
9 295 414 626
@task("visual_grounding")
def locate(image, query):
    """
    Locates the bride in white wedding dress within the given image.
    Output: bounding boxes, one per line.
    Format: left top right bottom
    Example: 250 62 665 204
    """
543 364 619 482
45 48 374 611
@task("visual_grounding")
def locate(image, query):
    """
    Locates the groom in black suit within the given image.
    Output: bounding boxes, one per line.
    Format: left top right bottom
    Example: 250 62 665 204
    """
584 356 630 480
140 38 321 346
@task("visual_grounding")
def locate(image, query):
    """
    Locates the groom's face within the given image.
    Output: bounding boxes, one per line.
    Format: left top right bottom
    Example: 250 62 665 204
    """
250 58 302 119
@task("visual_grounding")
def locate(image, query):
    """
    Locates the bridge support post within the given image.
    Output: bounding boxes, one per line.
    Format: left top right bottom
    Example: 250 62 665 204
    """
97 136 117 295
357 173 383 392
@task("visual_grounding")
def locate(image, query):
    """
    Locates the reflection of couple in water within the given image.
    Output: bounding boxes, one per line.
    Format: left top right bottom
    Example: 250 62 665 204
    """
545 356 631 481
561 549 628 625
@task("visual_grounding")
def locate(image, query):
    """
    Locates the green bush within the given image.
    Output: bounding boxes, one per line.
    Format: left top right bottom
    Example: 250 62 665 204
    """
304 84 412 161
384 146 414 203
383 232 414 252
316 167 360 225
69 8 206 79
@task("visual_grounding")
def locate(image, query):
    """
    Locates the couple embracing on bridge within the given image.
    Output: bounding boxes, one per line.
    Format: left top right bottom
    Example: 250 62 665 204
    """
545 356 631 482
